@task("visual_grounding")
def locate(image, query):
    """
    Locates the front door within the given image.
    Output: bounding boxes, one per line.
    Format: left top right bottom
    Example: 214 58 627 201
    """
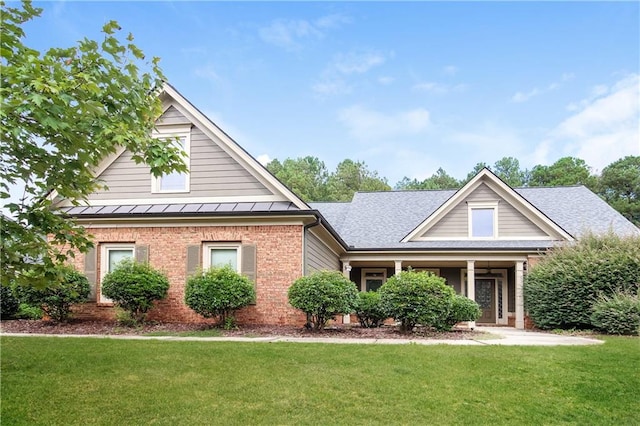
475 279 496 323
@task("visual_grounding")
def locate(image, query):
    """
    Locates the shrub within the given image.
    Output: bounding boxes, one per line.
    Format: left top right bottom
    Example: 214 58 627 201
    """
354 291 387 328
442 295 481 331
16 303 44 320
288 270 358 331
591 292 640 335
185 266 255 327
102 259 169 324
524 233 640 330
1 284 20 319
15 266 90 322
379 271 456 333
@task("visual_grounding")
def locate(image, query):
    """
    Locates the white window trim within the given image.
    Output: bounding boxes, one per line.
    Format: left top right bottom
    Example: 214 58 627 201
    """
361 268 387 292
99 243 135 304
468 201 499 239
203 242 242 272
412 268 441 276
151 125 191 194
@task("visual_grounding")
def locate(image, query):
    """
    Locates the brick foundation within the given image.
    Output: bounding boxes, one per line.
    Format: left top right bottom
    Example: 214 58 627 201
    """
68 224 307 325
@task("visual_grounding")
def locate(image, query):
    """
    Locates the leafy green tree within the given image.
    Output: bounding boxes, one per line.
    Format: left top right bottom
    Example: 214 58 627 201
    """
266 156 328 202
463 162 490 184
492 157 526 187
597 156 640 226
1 2 186 288
326 159 391 201
528 157 596 189
395 168 460 190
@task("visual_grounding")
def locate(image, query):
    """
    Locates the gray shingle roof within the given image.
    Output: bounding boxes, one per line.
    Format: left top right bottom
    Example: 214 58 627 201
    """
311 186 639 250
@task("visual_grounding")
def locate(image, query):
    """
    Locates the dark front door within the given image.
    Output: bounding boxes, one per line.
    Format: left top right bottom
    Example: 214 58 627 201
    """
475 279 496 323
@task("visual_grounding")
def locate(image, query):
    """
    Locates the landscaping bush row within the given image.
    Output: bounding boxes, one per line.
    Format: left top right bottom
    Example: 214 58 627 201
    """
288 270 481 333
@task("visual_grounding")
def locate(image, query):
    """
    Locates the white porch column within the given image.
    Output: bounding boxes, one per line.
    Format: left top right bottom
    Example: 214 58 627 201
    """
342 261 352 324
466 260 476 329
394 260 402 275
515 261 525 329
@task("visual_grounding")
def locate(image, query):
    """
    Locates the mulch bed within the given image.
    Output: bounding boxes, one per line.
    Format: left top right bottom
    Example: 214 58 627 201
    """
0 319 481 340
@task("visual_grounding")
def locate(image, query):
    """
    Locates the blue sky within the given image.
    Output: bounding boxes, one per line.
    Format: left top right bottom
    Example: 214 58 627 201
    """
26 1 640 185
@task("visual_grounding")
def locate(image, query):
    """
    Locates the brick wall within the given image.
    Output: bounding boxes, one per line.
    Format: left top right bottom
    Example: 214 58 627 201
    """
69 224 307 325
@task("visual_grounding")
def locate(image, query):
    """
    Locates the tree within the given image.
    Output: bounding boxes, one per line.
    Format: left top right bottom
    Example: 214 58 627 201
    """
266 156 328 202
492 157 526 187
597 156 640 226
1 2 186 288
326 159 391 201
528 157 596 189
395 168 460 190
463 162 490 184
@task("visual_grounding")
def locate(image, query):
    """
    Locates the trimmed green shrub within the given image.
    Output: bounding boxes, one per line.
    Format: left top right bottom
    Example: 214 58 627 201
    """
288 270 358 331
1 284 20 319
442 295 481 331
16 303 44 320
379 271 456 333
591 292 640 335
354 291 387 328
524 233 640 330
185 266 255 327
15 266 90 322
102 259 169 324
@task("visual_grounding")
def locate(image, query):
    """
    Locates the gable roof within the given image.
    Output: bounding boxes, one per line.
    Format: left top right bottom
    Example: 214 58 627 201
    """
311 184 639 250
53 83 309 210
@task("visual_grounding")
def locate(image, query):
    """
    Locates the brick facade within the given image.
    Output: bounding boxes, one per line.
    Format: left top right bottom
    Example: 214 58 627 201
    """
70 224 307 325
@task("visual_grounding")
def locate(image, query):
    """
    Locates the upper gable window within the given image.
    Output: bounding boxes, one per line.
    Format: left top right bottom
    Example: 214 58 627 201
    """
468 202 498 238
151 125 191 193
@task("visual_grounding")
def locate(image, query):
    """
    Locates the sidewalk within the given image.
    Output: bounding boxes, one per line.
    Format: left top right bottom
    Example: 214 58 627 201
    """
0 326 604 346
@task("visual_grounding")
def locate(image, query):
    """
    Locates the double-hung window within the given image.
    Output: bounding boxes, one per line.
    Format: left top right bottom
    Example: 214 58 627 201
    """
100 243 134 303
151 125 191 193
203 243 241 272
468 202 498 238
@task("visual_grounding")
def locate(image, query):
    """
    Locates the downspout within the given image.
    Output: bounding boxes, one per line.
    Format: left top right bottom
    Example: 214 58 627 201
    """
302 215 322 276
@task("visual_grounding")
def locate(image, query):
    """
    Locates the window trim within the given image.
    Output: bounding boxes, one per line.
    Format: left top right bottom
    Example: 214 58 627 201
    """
468 201 499 239
151 125 191 194
99 243 135 304
203 242 242 272
361 268 387 292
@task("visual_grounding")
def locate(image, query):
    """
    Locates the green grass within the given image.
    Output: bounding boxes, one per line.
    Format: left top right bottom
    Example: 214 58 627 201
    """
143 329 223 337
1 336 638 425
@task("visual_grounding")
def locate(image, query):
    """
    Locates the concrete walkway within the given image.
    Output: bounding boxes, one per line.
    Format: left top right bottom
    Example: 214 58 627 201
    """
1 326 604 346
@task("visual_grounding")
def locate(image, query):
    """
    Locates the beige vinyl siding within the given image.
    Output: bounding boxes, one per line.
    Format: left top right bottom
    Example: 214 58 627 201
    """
305 231 340 274
156 105 190 125
89 119 273 200
422 183 548 238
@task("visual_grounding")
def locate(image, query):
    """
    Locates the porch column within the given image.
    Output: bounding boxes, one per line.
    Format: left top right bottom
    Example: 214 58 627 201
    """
342 261 351 324
394 260 402 275
515 261 525 329
466 260 476 329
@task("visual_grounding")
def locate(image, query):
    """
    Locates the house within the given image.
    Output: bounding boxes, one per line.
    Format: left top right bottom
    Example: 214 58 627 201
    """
54 84 639 328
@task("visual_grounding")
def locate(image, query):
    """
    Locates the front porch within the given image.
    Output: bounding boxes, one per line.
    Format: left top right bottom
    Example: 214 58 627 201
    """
341 256 527 329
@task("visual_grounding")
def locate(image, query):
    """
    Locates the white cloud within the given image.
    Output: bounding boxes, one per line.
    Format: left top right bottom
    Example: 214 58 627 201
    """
442 65 459 76
413 82 467 94
259 14 350 50
511 72 574 103
338 105 431 140
256 154 271 165
312 79 352 97
332 51 386 75
194 64 221 82
541 74 640 171
378 76 394 85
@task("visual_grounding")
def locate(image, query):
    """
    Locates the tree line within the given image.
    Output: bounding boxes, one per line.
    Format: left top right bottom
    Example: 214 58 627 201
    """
267 155 640 225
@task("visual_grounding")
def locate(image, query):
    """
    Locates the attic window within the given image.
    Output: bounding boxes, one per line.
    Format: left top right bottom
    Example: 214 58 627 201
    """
468 202 498 238
151 125 191 193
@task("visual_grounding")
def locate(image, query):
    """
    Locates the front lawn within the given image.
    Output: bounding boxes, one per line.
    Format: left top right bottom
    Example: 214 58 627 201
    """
1 336 638 425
